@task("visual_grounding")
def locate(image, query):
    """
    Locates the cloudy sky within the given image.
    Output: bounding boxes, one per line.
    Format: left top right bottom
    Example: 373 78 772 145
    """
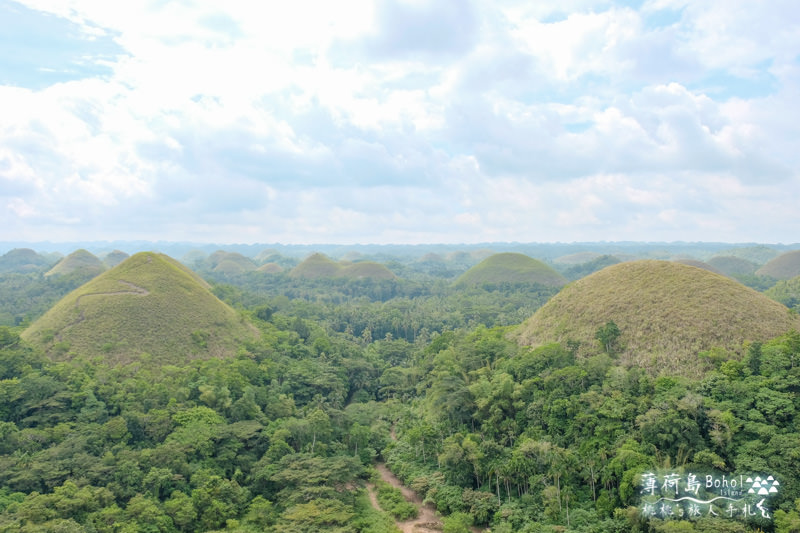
1 0 799 244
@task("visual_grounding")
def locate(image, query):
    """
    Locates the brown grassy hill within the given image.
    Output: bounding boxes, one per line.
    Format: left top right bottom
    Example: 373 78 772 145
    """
708 255 759 276
23 252 256 365
756 250 800 280
45 249 105 278
455 253 567 287
514 260 800 375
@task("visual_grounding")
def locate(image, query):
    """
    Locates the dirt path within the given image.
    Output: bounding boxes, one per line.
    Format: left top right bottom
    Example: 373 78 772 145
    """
368 463 443 533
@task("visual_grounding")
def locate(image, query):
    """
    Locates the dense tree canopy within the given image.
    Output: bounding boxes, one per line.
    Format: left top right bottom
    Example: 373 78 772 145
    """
1 256 799 532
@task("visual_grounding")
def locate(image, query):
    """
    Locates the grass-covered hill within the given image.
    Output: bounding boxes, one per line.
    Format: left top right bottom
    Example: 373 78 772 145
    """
515 260 800 374
0 248 53 273
102 249 129 268
22 252 257 364
756 249 800 279
454 252 567 287
707 255 760 276
288 253 395 280
207 250 258 275
340 261 396 280
256 262 283 273
45 249 105 278
290 253 344 278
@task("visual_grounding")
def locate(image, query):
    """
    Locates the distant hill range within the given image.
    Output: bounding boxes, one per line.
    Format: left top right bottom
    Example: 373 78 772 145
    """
515 260 800 375
455 253 567 287
289 253 396 280
756 250 800 280
22 252 257 365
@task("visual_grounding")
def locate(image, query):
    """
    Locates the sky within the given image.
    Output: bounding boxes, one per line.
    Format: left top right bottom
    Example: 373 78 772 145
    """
1 0 799 245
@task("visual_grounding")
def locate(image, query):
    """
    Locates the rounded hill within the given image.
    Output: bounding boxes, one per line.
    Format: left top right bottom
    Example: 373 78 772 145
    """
455 253 567 287
290 253 342 279
257 262 283 274
289 253 395 280
756 250 800 280
103 250 130 268
707 255 759 276
340 261 396 280
0 248 52 273
515 260 800 374
45 249 105 278
23 252 256 365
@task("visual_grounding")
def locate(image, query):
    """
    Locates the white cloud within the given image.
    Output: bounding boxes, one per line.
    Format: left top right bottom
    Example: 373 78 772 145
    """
1 0 799 244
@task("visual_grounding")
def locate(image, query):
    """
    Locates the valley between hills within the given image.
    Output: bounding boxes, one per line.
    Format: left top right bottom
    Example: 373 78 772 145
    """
1 241 800 532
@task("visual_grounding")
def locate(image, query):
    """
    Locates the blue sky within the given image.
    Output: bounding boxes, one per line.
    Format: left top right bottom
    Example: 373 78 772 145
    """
1 0 799 244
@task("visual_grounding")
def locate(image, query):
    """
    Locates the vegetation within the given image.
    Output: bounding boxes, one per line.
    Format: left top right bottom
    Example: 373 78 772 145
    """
765 276 800 312
558 254 621 281
2 245 800 532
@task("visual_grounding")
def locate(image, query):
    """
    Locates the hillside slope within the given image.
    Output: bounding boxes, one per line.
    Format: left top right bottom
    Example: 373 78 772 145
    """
515 260 799 374
23 252 256 364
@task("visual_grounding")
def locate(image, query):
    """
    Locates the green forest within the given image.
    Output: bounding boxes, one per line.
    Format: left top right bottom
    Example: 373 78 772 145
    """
1 244 800 533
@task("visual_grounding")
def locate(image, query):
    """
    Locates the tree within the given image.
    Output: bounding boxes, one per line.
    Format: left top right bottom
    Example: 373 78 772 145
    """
596 321 621 356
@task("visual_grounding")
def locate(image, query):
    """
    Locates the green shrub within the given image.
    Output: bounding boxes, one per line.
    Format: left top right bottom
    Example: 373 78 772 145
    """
442 511 472 533
375 481 418 520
